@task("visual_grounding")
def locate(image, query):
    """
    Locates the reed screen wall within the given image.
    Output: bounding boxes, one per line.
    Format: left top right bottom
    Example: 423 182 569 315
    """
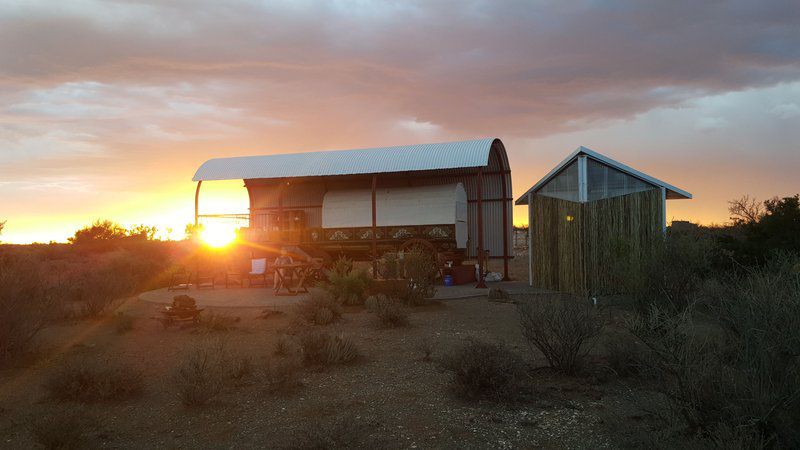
530 189 662 295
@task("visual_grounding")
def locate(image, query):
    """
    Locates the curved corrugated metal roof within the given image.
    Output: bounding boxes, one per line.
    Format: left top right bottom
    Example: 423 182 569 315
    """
193 138 501 181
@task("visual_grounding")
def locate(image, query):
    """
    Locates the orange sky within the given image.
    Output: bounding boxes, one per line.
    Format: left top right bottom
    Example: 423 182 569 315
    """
1 1 799 244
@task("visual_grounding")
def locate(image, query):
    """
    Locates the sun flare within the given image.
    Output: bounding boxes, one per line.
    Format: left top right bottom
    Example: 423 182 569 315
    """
200 223 237 248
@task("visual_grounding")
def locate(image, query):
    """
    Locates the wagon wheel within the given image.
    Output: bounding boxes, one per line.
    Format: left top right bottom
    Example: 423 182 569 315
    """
399 238 442 280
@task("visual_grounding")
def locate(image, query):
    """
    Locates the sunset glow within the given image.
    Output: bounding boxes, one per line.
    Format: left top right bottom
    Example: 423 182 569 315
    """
1 1 798 244
200 223 237 248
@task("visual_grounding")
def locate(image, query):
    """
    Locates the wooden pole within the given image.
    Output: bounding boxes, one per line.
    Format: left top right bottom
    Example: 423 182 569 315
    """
476 168 487 288
371 174 378 278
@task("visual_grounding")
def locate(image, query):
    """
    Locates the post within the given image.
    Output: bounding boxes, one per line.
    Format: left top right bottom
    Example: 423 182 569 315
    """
577 155 588 202
500 169 510 281
661 186 667 235
194 180 203 226
527 192 533 287
476 168 487 288
371 174 378 279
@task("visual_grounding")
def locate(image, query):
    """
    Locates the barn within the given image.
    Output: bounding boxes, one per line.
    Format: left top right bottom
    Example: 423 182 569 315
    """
515 146 691 295
193 138 513 285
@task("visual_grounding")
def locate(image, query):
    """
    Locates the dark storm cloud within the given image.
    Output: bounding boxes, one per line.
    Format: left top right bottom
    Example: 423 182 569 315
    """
1 0 798 137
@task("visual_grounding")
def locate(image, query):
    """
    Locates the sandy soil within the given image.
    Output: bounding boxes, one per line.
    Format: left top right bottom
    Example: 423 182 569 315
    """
0 289 649 449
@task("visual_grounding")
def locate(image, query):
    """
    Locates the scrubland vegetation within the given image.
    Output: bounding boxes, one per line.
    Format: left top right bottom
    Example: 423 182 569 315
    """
0 195 798 448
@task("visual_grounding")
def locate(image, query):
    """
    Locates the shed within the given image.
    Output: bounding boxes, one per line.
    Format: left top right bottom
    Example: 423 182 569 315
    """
515 146 691 294
193 138 513 285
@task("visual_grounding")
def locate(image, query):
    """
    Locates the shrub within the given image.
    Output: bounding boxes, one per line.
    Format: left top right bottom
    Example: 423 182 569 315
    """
367 279 410 301
174 338 229 407
416 337 434 362
324 334 359 365
44 359 143 403
602 334 643 378
517 294 603 375
196 311 239 332
401 247 437 305
112 312 134 334
274 334 299 357
0 254 55 364
323 256 372 306
230 356 254 381
294 289 343 325
261 357 303 395
630 255 800 446
365 294 409 328
440 338 527 401
298 331 359 366
380 252 402 279
30 408 99 450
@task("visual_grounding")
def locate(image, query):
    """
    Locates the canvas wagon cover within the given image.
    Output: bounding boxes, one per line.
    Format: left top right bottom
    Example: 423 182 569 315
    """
322 183 468 228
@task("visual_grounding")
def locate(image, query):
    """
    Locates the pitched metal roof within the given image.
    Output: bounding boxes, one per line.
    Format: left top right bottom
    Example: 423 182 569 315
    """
193 138 500 181
515 146 692 205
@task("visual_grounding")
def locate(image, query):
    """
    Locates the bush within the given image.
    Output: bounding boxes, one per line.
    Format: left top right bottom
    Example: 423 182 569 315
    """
298 331 359 366
196 311 239 332
517 294 603 375
380 252 402 279
174 338 229 407
44 359 143 403
30 408 99 450
323 256 372 305
365 294 409 328
294 289 343 326
602 334 643 378
0 254 55 364
112 312 134 334
274 334 299 357
230 356 254 381
441 338 527 401
401 247 437 305
629 255 800 446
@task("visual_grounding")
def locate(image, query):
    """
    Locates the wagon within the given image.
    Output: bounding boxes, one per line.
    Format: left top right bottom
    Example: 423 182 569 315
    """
193 138 514 286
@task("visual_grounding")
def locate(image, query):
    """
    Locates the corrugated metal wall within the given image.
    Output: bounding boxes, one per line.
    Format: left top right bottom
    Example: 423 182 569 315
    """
243 141 513 259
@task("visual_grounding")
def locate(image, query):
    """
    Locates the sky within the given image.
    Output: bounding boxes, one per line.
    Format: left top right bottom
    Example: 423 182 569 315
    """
1 0 799 243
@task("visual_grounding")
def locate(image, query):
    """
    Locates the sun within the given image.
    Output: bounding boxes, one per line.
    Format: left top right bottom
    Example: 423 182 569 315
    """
200 223 237 248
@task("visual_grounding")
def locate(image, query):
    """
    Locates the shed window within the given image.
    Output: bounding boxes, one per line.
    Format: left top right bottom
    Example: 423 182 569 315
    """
587 158 655 201
538 161 579 202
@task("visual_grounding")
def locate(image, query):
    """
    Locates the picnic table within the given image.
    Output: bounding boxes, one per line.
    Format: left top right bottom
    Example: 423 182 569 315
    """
273 262 323 296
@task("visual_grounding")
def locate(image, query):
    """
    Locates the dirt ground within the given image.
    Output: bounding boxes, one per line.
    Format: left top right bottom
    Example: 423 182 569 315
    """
0 283 662 450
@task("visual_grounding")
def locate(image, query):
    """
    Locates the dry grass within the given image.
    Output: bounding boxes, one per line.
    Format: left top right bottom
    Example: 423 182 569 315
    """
43 358 143 403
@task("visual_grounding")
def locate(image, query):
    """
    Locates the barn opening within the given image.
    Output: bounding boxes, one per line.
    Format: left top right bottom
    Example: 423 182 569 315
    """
193 138 513 286
515 146 691 295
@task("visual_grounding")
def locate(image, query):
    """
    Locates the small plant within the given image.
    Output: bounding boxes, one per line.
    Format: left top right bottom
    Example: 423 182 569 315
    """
517 294 603 374
365 294 409 328
401 247 437 305
441 338 527 401
323 256 372 305
230 355 254 381
274 334 299 357
30 408 99 450
416 337 434 362
294 289 343 326
196 311 238 332
44 359 143 403
488 287 511 301
324 334 359 364
174 338 229 407
112 312 134 334
298 331 359 366
380 252 401 279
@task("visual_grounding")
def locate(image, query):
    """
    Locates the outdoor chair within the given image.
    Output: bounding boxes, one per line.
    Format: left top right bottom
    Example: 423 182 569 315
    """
196 270 217 290
224 265 244 288
248 258 271 288
168 268 191 291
